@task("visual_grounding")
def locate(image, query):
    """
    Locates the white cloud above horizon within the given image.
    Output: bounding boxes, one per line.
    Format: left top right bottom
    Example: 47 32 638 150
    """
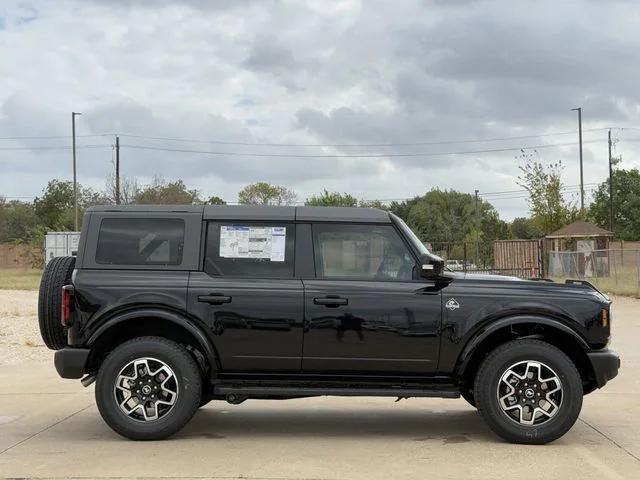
1 0 640 220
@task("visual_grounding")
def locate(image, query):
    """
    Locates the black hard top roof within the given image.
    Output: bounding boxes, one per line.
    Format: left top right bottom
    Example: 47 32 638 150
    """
87 205 391 223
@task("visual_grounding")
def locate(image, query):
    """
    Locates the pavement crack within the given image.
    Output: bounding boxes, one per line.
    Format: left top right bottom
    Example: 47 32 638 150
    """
579 417 640 463
0 404 92 456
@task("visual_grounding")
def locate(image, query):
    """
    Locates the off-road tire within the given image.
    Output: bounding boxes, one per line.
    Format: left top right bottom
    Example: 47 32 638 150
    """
96 336 202 440
474 339 582 444
38 256 75 350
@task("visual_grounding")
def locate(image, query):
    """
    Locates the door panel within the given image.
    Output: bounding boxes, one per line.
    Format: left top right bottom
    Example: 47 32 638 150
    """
188 272 304 372
302 280 441 373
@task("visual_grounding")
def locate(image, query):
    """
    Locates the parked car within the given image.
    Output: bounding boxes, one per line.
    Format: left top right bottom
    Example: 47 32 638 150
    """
445 259 465 270
39 205 619 443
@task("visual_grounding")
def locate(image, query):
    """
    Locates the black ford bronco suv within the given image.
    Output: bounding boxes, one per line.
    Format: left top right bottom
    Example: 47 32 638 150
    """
38 205 619 443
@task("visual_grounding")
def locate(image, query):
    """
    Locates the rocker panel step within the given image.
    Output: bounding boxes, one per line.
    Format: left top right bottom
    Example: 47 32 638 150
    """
214 385 460 398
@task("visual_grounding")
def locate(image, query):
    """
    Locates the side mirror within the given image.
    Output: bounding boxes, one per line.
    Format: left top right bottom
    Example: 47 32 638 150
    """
418 253 445 280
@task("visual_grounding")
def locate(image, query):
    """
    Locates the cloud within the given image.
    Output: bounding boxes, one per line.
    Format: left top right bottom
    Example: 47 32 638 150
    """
0 0 639 220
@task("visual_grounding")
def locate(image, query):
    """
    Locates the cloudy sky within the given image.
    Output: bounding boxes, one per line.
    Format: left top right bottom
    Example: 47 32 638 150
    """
1 0 639 219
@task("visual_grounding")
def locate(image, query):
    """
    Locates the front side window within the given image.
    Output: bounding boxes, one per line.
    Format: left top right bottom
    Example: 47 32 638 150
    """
96 218 185 265
204 222 294 277
313 224 415 281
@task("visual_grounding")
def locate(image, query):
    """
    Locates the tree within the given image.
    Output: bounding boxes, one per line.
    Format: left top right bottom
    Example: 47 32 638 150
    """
104 173 140 205
135 177 202 204
33 179 106 230
33 180 76 230
510 217 544 239
517 151 576 234
0 197 6 241
389 189 506 243
206 196 226 205
238 182 297 206
4 200 40 242
589 168 640 240
305 190 358 207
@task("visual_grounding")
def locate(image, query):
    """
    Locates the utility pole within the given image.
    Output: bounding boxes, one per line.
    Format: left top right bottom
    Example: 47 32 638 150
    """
71 112 82 231
115 135 121 205
608 129 614 233
571 107 584 211
474 189 480 266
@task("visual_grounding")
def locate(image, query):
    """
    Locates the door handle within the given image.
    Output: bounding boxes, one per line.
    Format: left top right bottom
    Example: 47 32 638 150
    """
313 296 348 307
198 294 232 305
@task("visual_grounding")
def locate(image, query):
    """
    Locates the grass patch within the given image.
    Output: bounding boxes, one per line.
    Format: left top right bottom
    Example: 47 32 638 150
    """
0 268 42 290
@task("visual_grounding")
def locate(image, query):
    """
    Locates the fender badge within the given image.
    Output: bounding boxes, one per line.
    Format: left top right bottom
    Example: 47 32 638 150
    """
445 298 460 311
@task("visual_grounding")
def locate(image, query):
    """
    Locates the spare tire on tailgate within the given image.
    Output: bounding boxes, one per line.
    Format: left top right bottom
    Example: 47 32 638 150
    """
38 256 76 350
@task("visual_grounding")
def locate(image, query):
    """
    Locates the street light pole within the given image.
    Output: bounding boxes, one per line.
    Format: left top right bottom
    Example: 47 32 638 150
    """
608 129 614 233
71 111 82 231
571 107 584 211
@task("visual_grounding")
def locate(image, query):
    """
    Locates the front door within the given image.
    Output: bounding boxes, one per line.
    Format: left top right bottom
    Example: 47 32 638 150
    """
187 221 303 373
302 223 441 374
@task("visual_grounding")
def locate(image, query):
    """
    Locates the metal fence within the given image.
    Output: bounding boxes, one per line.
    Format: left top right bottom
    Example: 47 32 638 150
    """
429 241 542 278
549 249 640 296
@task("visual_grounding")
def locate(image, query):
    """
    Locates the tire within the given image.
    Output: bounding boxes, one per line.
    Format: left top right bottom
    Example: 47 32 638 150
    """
460 387 476 408
96 336 202 440
38 256 76 350
474 339 582 444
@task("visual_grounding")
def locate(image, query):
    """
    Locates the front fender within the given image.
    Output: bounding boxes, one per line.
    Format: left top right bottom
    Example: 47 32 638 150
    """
86 307 219 371
455 314 590 375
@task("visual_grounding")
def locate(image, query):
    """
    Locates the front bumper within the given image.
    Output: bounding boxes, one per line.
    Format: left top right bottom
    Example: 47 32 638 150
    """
54 348 90 379
587 349 620 388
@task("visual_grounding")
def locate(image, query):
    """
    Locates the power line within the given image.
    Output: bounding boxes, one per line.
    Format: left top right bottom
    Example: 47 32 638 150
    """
121 140 598 159
0 134 112 140
116 128 608 148
0 144 111 151
480 183 598 197
0 128 611 147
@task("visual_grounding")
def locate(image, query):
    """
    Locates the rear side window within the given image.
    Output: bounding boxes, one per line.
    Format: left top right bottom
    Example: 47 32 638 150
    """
204 222 294 277
96 218 185 266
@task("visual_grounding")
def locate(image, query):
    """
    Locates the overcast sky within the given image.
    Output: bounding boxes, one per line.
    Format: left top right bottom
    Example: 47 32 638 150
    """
1 0 639 220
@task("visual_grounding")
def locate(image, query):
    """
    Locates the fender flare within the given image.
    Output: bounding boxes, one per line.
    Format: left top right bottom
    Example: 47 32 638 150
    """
86 308 219 371
455 314 590 376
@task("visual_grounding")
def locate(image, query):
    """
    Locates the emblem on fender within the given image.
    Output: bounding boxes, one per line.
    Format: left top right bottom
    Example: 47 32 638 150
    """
445 298 460 311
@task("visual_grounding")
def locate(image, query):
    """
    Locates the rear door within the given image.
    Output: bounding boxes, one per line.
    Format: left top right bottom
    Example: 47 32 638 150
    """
187 221 304 373
302 223 442 374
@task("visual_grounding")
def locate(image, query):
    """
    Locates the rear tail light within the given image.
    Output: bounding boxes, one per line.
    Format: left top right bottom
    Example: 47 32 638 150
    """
61 285 74 326
601 307 609 328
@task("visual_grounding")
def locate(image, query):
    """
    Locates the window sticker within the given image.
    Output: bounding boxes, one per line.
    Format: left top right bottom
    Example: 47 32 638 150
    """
219 225 286 261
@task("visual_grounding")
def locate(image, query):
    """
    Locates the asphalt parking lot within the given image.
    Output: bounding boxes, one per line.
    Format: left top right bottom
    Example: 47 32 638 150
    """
0 294 639 480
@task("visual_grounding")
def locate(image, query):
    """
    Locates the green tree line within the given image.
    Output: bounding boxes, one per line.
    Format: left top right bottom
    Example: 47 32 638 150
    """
2 160 640 248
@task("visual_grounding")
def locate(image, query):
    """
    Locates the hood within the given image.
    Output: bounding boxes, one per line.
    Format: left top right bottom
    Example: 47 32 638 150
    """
449 271 523 282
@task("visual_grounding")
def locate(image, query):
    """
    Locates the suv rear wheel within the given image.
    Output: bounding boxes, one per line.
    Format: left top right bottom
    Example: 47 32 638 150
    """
474 339 582 444
95 336 202 440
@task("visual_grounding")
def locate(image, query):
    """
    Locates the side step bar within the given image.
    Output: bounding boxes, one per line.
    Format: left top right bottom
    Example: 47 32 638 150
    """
214 385 460 399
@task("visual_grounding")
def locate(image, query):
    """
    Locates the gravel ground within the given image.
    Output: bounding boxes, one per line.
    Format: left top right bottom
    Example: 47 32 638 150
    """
0 290 51 365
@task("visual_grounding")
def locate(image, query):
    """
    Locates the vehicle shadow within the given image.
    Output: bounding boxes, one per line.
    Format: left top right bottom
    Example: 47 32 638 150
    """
174 404 496 443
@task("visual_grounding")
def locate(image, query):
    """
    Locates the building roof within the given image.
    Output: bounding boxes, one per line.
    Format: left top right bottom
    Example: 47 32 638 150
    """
87 205 392 223
545 221 613 238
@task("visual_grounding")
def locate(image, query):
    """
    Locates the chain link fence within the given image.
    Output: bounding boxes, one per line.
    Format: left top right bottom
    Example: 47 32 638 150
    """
549 249 640 296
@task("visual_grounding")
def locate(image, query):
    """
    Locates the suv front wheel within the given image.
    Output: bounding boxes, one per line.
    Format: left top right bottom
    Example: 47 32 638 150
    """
474 339 583 444
95 336 202 440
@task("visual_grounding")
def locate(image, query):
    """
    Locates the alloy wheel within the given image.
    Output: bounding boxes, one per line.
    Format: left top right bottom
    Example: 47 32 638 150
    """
113 357 179 422
496 360 563 426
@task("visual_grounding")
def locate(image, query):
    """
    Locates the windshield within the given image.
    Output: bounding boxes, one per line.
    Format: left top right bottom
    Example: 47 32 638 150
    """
391 213 430 256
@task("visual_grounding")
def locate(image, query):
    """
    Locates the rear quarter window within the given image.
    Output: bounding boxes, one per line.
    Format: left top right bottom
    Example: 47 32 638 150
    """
95 218 185 266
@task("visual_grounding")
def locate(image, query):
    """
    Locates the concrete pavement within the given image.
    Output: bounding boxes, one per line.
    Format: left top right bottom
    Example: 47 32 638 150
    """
1 296 639 479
